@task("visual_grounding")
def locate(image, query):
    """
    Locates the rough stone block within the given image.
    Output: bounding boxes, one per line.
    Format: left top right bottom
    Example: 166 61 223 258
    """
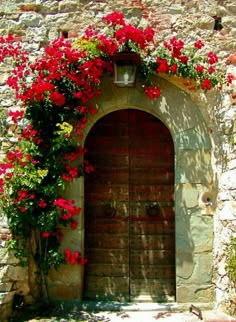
197 15 215 30
176 150 212 184
48 264 82 284
0 248 19 265
48 284 82 300
19 12 43 27
60 228 83 251
0 302 13 322
190 253 213 285
0 282 13 292
177 284 214 303
0 291 15 305
59 1 80 13
176 251 194 279
190 216 213 252
220 170 236 190
175 183 200 208
14 281 30 295
6 266 28 282
0 266 9 281
176 127 211 150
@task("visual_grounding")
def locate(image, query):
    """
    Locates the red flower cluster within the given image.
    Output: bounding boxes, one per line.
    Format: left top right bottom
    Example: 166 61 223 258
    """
61 165 78 182
63 146 85 162
97 35 118 56
50 91 66 106
201 79 212 90
156 58 169 73
39 198 47 208
101 11 154 50
54 198 81 221
13 189 35 210
164 37 184 59
21 124 42 145
8 109 24 123
144 86 161 99
194 40 205 49
83 160 94 174
102 11 125 27
195 65 205 74
42 228 64 242
64 249 87 265
208 51 218 64
115 24 154 50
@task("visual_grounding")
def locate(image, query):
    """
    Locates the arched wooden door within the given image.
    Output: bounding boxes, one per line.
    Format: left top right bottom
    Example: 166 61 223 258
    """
84 109 175 302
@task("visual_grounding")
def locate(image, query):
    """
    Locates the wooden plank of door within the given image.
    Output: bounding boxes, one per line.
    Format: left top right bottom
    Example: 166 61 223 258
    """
128 110 175 302
84 111 130 301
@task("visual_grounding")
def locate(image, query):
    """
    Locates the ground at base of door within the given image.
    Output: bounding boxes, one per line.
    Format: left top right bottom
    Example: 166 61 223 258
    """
85 310 236 322
10 308 236 322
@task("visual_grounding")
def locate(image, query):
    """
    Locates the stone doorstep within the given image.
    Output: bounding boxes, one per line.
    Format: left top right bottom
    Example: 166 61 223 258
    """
203 311 236 322
52 301 236 320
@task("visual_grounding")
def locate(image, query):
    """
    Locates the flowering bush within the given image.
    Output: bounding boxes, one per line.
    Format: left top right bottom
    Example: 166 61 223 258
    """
0 11 227 296
74 11 227 98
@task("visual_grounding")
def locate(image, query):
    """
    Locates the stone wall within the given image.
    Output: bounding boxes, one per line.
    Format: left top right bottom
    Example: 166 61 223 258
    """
0 0 236 320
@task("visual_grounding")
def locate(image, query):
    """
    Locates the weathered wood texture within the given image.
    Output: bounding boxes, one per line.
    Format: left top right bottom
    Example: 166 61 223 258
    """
84 110 175 302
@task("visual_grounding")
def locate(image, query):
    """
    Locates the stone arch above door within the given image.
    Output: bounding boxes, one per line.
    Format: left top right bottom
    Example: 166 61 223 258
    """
47 75 215 307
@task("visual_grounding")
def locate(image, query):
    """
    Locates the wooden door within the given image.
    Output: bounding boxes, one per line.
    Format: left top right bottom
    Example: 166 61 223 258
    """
84 109 175 302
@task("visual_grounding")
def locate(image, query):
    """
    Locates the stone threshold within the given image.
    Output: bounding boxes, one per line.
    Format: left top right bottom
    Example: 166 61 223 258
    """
52 300 214 312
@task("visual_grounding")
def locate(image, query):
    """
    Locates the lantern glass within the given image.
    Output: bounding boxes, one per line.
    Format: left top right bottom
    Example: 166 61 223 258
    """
114 63 137 87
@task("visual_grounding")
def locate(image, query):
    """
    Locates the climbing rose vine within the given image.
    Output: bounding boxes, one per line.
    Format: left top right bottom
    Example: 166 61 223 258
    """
0 11 227 282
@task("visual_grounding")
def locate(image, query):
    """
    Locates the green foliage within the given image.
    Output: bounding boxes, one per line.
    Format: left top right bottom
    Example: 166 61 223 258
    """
227 237 236 284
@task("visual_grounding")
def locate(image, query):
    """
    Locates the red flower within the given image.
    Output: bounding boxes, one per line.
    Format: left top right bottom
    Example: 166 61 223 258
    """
102 11 125 27
62 165 78 182
70 251 80 265
39 199 47 208
7 149 23 162
83 160 94 173
78 257 88 265
20 207 26 213
143 27 155 43
74 91 83 99
156 58 169 73
50 91 66 106
97 35 118 55
64 249 71 262
180 56 189 64
171 64 178 73
201 79 212 90
195 65 204 74
71 219 78 230
42 232 50 238
194 40 204 49
64 146 85 162
227 73 234 84
17 189 28 200
0 178 4 192
8 110 24 124
208 52 218 64
208 66 216 74
115 25 146 49
144 86 161 99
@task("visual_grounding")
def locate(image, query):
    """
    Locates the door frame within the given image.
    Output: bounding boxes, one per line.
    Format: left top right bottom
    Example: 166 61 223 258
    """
47 76 215 306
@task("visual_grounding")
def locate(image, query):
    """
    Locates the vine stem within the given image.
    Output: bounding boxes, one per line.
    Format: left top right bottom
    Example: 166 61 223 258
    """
34 229 50 304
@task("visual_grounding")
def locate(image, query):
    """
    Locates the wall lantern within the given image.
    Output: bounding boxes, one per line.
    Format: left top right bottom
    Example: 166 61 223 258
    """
111 53 141 87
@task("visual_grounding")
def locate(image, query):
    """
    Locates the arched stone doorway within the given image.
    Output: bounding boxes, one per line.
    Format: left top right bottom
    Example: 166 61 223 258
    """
47 76 215 307
84 109 175 302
